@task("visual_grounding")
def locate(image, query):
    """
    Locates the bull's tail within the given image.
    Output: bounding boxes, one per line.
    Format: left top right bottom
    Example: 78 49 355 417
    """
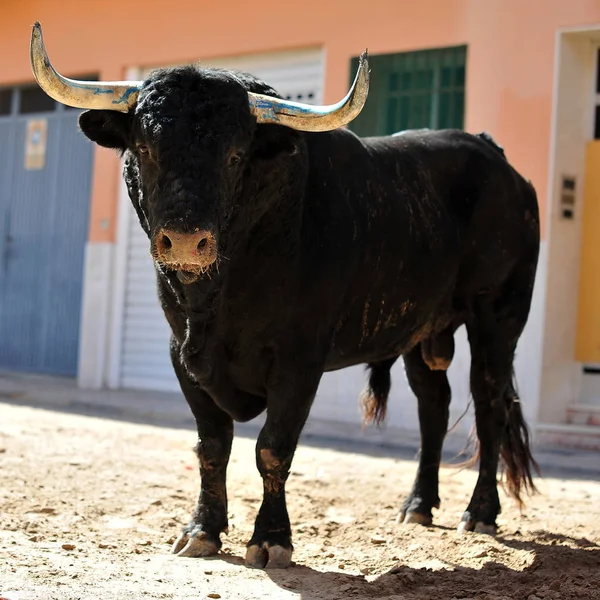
360 359 396 427
457 373 541 508
500 377 541 507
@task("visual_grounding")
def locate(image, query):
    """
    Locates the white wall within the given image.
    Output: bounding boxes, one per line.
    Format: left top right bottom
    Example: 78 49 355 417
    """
77 242 113 390
539 31 598 424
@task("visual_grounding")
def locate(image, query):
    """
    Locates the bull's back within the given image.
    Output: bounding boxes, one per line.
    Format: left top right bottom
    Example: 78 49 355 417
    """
356 129 539 294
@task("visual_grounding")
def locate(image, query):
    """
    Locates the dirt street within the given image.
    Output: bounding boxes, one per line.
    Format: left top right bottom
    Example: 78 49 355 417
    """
0 403 599 600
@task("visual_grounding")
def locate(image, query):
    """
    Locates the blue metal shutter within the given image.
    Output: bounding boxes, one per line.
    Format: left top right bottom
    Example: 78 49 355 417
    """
0 108 93 375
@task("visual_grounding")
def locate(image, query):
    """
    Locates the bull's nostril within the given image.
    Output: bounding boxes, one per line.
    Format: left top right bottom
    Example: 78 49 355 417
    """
156 229 214 267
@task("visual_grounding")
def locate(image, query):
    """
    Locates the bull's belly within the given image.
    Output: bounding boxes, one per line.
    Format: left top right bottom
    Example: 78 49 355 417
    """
325 327 421 371
323 349 400 373
325 307 457 371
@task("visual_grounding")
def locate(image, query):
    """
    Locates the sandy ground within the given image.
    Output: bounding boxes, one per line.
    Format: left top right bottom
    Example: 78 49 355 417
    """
0 403 599 600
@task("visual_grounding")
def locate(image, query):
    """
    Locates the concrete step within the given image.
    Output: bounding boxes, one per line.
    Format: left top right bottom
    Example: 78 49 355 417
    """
536 422 600 451
566 403 600 426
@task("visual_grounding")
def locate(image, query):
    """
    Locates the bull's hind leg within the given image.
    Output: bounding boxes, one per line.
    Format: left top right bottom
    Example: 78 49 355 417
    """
459 283 538 534
170 348 233 558
398 329 454 525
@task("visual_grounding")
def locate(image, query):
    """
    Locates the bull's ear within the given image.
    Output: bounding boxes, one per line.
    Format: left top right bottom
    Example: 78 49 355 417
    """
79 110 131 151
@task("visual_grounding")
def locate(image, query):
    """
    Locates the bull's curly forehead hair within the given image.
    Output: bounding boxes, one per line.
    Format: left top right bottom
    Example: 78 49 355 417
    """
135 65 281 114
133 66 277 141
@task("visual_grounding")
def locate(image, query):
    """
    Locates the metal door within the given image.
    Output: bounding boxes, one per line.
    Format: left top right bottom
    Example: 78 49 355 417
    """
0 91 93 376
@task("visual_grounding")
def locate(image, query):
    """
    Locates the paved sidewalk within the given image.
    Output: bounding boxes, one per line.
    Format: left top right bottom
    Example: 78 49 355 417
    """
0 371 598 478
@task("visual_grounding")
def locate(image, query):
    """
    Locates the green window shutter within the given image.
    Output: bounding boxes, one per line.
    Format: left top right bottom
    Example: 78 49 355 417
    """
348 45 467 137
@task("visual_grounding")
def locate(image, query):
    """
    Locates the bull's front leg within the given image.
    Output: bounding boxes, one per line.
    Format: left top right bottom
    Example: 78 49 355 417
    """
245 365 322 569
171 352 233 557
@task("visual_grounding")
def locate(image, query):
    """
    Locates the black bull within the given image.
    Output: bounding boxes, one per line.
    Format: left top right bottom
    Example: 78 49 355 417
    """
77 67 540 568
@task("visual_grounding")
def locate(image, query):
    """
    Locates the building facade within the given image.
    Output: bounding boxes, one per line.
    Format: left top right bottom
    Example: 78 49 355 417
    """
1 0 600 445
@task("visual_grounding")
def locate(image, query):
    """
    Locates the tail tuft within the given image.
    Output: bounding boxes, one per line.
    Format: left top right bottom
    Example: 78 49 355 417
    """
452 375 541 507
500 380 541 508
360 362 392 427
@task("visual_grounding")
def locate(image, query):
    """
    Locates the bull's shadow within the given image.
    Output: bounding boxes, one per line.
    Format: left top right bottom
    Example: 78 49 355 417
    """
215 532 599 600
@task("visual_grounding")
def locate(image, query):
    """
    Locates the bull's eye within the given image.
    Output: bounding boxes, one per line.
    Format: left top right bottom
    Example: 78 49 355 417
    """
228 152 243 167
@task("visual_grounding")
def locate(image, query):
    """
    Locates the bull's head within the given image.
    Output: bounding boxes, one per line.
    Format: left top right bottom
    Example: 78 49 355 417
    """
30 22 369 283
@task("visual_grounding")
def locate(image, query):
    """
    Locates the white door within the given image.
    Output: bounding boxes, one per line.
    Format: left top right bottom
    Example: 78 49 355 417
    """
115 48 325 392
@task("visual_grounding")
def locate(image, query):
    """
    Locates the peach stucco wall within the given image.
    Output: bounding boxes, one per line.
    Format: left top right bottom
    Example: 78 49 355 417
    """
2 0 600 242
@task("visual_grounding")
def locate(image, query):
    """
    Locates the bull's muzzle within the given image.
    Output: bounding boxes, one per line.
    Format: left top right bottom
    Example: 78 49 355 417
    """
154 229 218 282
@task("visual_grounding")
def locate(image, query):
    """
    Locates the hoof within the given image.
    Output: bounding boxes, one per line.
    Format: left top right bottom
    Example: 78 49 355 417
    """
171 529 220 557
245 543 293 569
474 522 497 536
397 511 433 526
457 520 497 536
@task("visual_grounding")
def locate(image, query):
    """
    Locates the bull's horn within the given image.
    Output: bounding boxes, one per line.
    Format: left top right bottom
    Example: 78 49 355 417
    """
30 21 369 124
247 50 370 132
30 22 141 111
